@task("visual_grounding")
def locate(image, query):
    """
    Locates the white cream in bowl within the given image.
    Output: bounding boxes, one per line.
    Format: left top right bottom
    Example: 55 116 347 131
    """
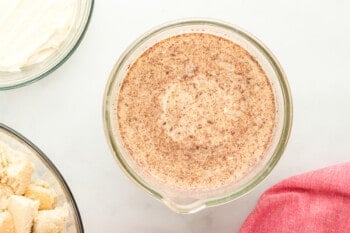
0 0 77 72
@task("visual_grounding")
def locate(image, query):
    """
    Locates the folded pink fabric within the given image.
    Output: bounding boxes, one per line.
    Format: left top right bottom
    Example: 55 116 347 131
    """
239 163 350 233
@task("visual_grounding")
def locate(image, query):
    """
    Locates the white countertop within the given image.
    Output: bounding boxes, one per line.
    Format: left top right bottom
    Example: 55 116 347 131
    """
1 1 350 232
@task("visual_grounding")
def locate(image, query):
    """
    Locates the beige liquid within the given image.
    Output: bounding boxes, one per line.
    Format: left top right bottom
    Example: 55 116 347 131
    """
117 33 276 190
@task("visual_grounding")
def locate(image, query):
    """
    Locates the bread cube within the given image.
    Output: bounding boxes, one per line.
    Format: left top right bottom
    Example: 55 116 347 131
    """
7 195 39 233
33 207 68 233
3 157 34 195
25 183 57 210
0 211 15 233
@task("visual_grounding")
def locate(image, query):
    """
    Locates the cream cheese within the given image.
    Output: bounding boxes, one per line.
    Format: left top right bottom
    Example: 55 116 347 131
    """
0 0 77 72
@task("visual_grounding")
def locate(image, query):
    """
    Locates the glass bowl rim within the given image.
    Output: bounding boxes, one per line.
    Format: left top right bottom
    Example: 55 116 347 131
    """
0 123 85 232
0 0 94 91
103 18 293 213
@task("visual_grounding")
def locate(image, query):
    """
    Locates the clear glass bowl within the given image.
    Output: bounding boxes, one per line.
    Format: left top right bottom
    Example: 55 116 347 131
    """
0 0 94 90
103 19 293 213
0 123 84 232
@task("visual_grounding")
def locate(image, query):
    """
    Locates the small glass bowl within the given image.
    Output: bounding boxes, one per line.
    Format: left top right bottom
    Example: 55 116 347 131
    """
0 0 94 90
0 123 84 232
103 19 293 213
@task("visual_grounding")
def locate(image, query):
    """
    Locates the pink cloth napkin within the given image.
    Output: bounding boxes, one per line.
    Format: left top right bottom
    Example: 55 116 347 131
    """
239 163 350 233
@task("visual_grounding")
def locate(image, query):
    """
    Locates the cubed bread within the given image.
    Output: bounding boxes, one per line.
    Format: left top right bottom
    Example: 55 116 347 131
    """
0 211 15 233
0 142 67 232
7 195 39 233
33 207 68 233
3 157 34 195
0 184 13 210
25 183 57 210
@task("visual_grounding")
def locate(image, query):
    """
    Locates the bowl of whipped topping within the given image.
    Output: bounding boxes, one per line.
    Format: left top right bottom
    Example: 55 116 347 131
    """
0 123 84 232
0 0 94 90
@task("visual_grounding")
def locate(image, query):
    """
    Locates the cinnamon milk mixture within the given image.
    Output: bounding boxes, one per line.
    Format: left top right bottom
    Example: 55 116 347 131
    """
117 33 276 190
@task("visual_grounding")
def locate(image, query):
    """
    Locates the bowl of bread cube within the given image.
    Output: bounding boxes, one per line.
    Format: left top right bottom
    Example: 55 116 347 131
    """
0 123 83 233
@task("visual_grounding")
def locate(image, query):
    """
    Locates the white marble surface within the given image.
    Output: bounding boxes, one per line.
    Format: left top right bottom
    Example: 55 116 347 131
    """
1 1 350 232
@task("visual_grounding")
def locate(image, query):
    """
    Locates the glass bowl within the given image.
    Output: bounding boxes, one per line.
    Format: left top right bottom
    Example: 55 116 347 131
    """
0 123 84 232
103 18 293 213
0 0 94 90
